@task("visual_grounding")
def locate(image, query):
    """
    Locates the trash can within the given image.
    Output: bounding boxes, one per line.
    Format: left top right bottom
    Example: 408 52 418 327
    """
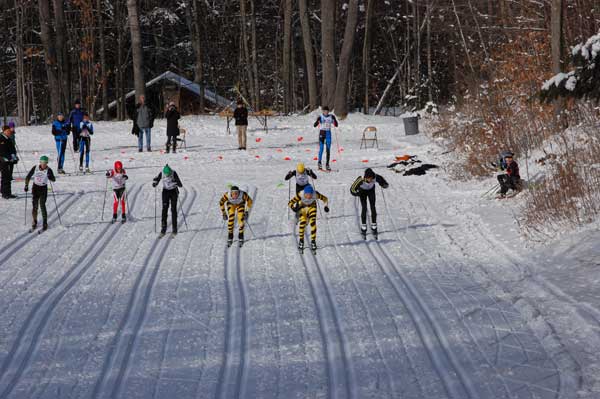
403 116 419 136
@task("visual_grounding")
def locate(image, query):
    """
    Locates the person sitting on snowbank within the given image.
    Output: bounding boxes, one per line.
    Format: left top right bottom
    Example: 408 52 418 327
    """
497 153 521 198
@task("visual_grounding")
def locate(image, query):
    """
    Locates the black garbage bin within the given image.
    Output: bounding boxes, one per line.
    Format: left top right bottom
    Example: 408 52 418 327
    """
403 116 419 135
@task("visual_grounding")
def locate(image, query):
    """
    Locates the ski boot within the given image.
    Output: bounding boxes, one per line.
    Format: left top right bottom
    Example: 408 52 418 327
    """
360 224 367 240
227 232 234 247
121 213 127 224
58 169 65 174
326 164 331 172
238 233 244 247
85 167 91 174
371 223 378 240
111 213 117 224
79 166 83 172
171 230 177 238
318 162 322 171
30 222 37 233
310 240 317 254
159 226 167 238
42 222 48 231
298 239 305 254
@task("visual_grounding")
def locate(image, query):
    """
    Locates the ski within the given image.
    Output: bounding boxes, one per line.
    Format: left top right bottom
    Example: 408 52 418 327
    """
361 230 367 240
170 233 177 239
159 232 166 238
239 240 244 247
227 239 233 248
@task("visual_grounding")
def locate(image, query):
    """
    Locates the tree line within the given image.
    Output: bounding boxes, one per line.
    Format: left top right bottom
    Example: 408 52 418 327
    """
1 0 598 124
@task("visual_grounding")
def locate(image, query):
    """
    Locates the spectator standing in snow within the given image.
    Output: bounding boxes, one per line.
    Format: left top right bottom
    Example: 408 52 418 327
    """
52 113 70 174
68 99 86 151
132 95 155 152
165 101 180 153
79 113 94 172
7 122 17 182
233 99 248 150
0 125 18 199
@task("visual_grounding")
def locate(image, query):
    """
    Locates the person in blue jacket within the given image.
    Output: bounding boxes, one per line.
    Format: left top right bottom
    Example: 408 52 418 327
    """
52 112 70 174
79 113 94 172
68 99 86 151
312 106 339 171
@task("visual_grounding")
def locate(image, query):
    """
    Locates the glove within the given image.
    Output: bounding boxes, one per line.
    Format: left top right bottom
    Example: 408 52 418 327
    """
381 183 389 189
324 206 330 213
152 182 158 188
222 213 228 221
123 175 129 180
243 211 249 221
105 170 111 177
292 204 300 212
24 185 28 192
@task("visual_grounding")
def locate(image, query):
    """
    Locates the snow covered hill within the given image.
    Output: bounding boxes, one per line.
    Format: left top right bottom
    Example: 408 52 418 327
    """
0 113 598 398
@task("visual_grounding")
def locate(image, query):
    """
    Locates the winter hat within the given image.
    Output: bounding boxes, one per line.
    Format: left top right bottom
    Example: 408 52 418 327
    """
230 185 240 192
322 106 329 111
364 168 375 179
296 162 305 174
39 155 49 164
163 164 172 176
74 99 81 105
8 121 15 128
303 184 314 195
114 160 123 171
237 99 244 105
57 112 64 117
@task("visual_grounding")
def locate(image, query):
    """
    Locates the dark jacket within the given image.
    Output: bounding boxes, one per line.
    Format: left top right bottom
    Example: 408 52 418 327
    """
350 174 389 196
68 108 86 132
285 169 317 181
233 106 248 126
506 161 520 179
0 133 17 164
131 103 155 129
165 107 181 136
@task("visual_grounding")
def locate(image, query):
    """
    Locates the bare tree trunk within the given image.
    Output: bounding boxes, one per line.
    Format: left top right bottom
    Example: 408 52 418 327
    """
52 0 70 110
426 0 433 102
282 0 293 112
250 0 260 109
127 0 145 101
362 0 375 114
240 0 255 108
333 0 359 118
298 0 317 110
97 0 109 120
551 0 565 126
15 0 26 125
188 0 205 113
38 0 62 116
116 0 125 119
321 0 336 108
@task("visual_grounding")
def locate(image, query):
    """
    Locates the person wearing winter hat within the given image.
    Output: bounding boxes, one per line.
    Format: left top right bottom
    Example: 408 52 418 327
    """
51 112 70 174
25 155 56 231
288 183 329 253
497 153 521 198
219 184 253 247
68 99 86 151
284 162 318 195
0 125 18 199
164 101 180 153
153 164 183 235
106 160 129 223
6 122 17 184
78 113 94 173
350 168 389 239
313 106 339 171
233 99 248 150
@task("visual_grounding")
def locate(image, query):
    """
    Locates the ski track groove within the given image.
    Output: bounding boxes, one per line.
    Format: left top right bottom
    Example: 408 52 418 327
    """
323 186 397 397
151 187 217 399
91 188 197 399
292 225 356 399
0 207 129 399
214 243 248 399
0 191 80 267
350 198 475 399
24 186 145 399
400 187 564 398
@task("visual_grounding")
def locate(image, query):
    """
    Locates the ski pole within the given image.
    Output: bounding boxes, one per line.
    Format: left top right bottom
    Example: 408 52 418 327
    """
481 183 500 198
287 180 291 220
310 177 323 218
49 181 62 226
124 187 131 219
380 185 389 210
245 219 256 239
154 186 157 233
177 194 189 231
101 178 108 221
24 188 27 226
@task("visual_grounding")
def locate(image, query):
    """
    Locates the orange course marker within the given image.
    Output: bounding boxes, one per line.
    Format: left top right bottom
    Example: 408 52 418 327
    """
361 159 369 163
297 136 304 142
256 137 262 142
284 156 291 161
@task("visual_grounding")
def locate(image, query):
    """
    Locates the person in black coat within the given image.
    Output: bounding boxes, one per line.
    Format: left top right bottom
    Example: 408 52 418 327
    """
233 99 248 150
164 102 181 153
0 125 18 199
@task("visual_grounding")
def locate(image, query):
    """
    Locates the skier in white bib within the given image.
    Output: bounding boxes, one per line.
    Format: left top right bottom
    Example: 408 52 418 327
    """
152 164 183 236
285 162 318 195
24 155 56 231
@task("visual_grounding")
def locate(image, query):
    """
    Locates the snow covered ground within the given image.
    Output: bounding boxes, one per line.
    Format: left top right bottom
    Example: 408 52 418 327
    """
0 112 598 398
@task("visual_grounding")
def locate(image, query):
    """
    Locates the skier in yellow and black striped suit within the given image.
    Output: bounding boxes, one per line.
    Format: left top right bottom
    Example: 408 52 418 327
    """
288 184 329 253
220 185 253 247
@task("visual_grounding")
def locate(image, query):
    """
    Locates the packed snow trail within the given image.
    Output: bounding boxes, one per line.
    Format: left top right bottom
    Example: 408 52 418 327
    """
0 114 592 398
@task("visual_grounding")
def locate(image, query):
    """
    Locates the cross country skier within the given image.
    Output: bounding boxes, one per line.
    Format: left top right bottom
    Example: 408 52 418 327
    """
24 155 56 231
350 168 389 239
284 162 317 195
105 160 129 223
152 164 183 236
219 185 253 247
79 113 93 173
497 153 521 198
288 184 329 253
313 106 338 171
52 112 70 174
